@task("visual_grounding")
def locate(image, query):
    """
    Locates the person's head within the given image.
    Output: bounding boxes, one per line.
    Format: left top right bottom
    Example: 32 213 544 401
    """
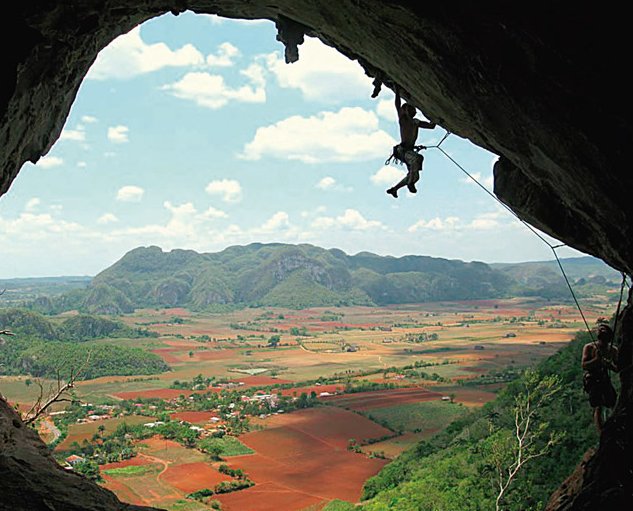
402 103 416 118
596 323 613 344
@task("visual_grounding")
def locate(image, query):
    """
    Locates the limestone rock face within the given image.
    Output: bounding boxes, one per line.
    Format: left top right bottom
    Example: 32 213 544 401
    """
0 397 160 511
1 2 632 510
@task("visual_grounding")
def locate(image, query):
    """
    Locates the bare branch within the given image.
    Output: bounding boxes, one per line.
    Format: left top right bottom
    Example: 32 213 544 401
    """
21 350 92 425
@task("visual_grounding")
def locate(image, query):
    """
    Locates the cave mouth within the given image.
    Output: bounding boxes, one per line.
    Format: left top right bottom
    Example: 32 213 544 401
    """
2 4 633 511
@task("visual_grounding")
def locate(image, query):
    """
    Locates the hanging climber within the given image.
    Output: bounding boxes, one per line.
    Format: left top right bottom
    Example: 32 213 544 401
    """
385 85 436 198
581 322 620 432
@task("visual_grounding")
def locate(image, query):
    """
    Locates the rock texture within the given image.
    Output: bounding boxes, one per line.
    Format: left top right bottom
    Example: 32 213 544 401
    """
1 2 632 510
0 396 160 511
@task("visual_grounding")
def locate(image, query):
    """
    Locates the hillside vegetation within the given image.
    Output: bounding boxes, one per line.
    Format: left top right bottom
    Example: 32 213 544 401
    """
0 309 166 379
20 244 619 314
358 331 599 511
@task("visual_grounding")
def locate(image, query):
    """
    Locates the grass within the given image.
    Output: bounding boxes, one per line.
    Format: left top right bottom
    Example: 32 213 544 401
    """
197 436 254 457
102 464 160 477
363 400 468 433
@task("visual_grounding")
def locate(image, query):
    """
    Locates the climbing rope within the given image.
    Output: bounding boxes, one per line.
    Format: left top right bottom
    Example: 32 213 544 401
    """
419 129 632 344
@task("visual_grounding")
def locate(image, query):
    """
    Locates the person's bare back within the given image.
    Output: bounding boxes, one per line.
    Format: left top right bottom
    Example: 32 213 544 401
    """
385 86 436 198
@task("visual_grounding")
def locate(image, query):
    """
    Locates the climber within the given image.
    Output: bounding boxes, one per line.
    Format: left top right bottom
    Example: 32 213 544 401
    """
581 323 619 433
386 86 436 198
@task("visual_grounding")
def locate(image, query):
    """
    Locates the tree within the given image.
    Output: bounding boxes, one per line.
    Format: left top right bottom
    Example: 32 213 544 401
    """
267 335 281 348
486 370 564 511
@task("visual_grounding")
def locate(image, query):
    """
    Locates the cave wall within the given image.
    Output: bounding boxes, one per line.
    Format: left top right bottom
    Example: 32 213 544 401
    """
1 2 632 510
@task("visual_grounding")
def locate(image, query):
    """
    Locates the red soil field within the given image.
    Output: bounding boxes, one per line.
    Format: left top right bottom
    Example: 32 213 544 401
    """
216 407 389 509
216 482 324 511
139 436 183 451
113 389 194 400
101 476 144 506
150 348 182 363
323 387 443 411
161 462 232 494
193 349 240 361
170 410 219 424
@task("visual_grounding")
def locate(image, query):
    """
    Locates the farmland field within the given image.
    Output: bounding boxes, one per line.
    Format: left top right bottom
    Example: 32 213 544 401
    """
1 295 616 511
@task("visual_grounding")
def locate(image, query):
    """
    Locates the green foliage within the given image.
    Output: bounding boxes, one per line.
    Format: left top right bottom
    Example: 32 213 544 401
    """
323 500 356 511
23 243 547 313
1 338 168 379
102 464 158 477
197 436 254 457
361 332 599 511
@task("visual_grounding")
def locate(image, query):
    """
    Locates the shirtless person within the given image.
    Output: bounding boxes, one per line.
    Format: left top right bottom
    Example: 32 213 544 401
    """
386 86 436 198
581 323 619 432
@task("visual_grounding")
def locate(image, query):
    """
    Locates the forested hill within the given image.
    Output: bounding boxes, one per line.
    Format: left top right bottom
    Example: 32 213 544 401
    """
23 244 619 314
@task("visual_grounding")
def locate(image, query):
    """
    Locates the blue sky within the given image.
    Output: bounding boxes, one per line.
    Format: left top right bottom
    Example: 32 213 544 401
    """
0 12 583 278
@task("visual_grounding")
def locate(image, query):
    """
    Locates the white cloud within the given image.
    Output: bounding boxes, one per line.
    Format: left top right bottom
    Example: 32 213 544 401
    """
316 177 336 190
77 161 87 168
376 97 398 122
261 211 290 232
97 213 118 224
87 26 204 80
370 165 406 186
469 211 502 230
81 115 98 124
205 179 242 203
25 198 40 211
201 206 228 219
0 213 85 240
241 107 396 163
116 185 144 202
162 71 265 109
408 216 460 232
312 209 384 231
60 128 86 142
206 42 240 67
36 155 63 169
462 171 493 189
108 125 129 143
265 37 372 102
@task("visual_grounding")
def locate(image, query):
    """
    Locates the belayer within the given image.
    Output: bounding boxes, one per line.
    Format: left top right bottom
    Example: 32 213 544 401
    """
581 322 620 432
386 86 436 198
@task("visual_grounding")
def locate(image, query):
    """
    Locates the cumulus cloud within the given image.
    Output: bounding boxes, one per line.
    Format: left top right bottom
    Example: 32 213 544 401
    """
370 165 406 186
462 171 494 189
108 125 129 143
206 42 240 67
260 211 290 232
60 128 86 142
265 37 372 102
312 209 384 231
162 71 265 109
87 26 204 80
200 206 228 219
36 155 63 169
97 213 118 224
205 179 242 203
316 177 336 190
116 185 144 202
469 211 502 230
0 213 85 240
241 107 396 163
25 198 40 211
81 115 98 124
375 97 398 122
408 216 460 232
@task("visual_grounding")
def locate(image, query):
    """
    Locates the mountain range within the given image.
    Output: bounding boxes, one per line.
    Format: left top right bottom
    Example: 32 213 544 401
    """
7 243 620 314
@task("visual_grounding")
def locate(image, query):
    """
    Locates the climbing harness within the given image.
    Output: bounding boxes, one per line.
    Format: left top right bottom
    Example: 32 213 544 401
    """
385 144 427 166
